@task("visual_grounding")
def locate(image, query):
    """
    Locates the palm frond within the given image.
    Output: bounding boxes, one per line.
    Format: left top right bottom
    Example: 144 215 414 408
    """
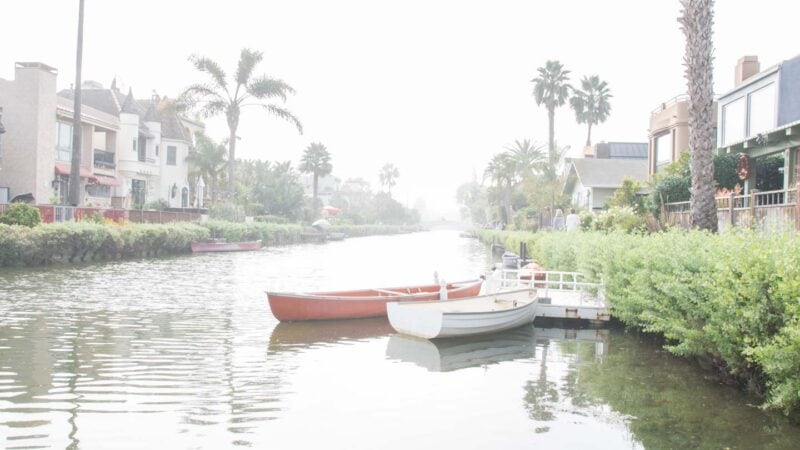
199 100 228 119
262 104 303 134
189 55 229 92
235 48 264 86
247 76 296 102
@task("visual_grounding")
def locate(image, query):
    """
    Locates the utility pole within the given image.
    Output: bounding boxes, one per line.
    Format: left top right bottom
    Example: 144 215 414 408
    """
68 0 85 206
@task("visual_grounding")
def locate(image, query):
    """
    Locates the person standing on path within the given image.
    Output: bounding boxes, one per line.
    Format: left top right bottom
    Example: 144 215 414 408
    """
565 208 580 231
552 209 565 231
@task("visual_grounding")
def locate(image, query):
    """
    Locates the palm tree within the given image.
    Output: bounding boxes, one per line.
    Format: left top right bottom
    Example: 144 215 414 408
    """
679 0 717 231
68 0 85 206
483 153 518 224
379 163 400 196
299 143 333 203
570 75 612 147
531 60 571 167
186 132 227 203
506 139 546 181
180 48 302 192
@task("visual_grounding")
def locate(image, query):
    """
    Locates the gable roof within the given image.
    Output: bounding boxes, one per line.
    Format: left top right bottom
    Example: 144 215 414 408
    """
564 158 649 193
595 142 648 159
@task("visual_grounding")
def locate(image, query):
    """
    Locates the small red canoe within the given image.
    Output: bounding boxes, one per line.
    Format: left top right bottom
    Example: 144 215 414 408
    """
191 240 262 253
266 279 484 322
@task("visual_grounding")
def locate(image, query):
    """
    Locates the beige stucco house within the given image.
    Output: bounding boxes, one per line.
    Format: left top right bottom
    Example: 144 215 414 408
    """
0 61 202 208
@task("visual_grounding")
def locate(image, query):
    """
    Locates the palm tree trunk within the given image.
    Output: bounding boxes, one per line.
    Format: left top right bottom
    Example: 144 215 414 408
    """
68 0 85 206
548 108 556 166
313 173 319 202
680 0 717 232
227 107 240 197
586 122 593 147
227 127 237 196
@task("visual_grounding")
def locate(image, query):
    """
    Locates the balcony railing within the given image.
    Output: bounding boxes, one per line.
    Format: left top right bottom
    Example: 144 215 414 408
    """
93 149 115 169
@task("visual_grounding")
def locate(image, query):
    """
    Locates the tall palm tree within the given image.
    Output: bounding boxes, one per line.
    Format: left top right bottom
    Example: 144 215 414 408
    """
679 0 717 231
186 132 227 203
531 60 571 167
68 0 85 206
180 48 302 192
570 75 612 147
484 153 518 224
505 139 546 181
379 163 400 196
299 142 333 203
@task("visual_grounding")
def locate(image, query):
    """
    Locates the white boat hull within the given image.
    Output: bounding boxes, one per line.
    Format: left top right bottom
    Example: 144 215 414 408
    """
387 289 537 339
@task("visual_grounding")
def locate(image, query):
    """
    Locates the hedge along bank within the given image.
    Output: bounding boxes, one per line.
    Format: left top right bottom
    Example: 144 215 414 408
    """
0 221 423 268
477 228 800 417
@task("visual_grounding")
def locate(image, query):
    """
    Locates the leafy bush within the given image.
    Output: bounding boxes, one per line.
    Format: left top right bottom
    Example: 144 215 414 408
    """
0 203 42 227
208 202 246 222
607 178 646 214
592 207 647 233
477 228 800 416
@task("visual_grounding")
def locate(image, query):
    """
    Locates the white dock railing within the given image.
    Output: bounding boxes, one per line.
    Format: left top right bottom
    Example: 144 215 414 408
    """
490 268 606 309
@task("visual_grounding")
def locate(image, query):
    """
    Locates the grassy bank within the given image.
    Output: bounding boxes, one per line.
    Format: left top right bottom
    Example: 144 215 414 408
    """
0 221 422 267
478 228 800 417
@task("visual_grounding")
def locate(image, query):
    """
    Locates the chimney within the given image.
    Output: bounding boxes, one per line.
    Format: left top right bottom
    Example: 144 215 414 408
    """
735 56 760 87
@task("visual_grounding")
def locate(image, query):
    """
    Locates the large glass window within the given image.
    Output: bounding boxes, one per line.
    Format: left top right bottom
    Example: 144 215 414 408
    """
56 122 73 162
167 146 177 165
131 179 146 206
86 184 110 198
722 97 746 146
655 132 673 167
748 83 776 136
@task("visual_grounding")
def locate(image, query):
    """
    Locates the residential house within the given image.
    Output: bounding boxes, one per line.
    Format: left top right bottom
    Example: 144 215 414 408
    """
563 142 648 210
716 55 800 194
0 61 201 209
648 95 718 175
0 62 120 206
301 173 341 206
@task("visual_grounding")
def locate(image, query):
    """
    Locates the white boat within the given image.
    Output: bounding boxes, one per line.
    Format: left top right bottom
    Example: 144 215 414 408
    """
387 288 537 339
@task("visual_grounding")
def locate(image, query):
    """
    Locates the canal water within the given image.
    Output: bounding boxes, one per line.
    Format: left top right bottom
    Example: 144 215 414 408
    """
1 230 798 449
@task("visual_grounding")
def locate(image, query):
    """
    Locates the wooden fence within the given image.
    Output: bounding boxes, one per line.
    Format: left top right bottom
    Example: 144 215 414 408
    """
0 204 202 225
664 185 800 232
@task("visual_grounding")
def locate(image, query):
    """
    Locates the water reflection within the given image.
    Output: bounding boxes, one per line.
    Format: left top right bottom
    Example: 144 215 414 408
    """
1 231 799 449
386 326 608 373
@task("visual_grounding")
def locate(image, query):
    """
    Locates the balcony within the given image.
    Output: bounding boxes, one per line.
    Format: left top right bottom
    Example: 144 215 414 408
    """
93 149 116 169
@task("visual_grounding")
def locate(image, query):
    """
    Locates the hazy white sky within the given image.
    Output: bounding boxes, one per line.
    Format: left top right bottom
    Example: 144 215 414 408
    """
1 0 799 219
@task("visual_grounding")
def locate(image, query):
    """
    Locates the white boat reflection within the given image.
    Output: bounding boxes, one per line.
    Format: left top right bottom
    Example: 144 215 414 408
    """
386 326 609 372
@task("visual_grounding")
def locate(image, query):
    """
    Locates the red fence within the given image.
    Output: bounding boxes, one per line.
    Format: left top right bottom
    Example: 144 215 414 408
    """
0 203 201 224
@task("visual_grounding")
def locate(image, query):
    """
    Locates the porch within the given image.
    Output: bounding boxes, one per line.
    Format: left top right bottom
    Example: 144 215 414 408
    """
664 185 800 232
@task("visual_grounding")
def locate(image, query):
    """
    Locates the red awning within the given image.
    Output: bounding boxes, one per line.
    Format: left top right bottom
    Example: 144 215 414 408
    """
55 163 93 178
94 175 120 186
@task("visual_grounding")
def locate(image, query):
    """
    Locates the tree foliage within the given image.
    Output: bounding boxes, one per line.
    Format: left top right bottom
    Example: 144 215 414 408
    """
181 48 302 190
0 203 41 227
569 75 612 146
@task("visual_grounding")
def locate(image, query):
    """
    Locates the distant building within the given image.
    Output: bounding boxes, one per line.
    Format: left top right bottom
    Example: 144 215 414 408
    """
716 54 800 194
563 142 648 210
647 95 718 175
0 62 202 208
300 173 340 206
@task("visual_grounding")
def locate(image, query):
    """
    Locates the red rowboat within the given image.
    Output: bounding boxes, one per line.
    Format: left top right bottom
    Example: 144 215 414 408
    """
266 279 484 322
191 240 262 253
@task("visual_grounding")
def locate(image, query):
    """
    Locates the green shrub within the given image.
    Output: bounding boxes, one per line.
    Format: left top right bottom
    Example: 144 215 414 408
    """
0 203 41 227
477 228 800 416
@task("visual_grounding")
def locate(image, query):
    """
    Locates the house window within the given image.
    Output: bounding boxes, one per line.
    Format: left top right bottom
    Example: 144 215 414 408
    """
654 132 673 170
132 138 137 152
56 122 73 162
748 83 776 136
155 144 160 156
722 97 746 146
131 179 146 206
0 187 9 203
167 146 177 165
86 183 111 198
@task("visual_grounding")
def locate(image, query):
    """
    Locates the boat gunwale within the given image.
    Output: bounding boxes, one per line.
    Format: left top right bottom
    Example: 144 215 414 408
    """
389 288 537 315
265 279 483 302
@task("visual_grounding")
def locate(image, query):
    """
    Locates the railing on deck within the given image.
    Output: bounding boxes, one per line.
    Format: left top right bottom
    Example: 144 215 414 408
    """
664 185 800 232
